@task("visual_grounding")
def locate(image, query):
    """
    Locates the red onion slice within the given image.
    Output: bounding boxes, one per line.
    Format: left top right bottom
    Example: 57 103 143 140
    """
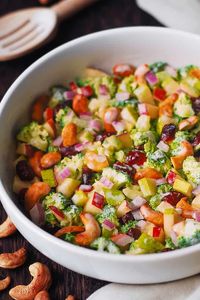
132 196 146 209
116 92 130 101
79 184 93 192
29 203 45 226
89 119 102 132
64 90 75 100
111 234 134 247
155 178 167 186
102 219 115 231
99 84 109 95
132 210 144 221
100 177 114 189
145 71 158 85
53 136 63 147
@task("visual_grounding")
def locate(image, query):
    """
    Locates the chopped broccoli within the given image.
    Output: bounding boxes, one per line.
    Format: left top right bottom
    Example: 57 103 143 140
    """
82 75 117 98
55 154 84 180
17 121 49 151
117 75 136 95
42 192 70 211
183 156 200 185
157 183 172 194
131 129 158 147
144 140 156 154
101 167 131 188
170 131 193 156
55 107 75 128
47 144 59 152
96 205 119 227
149 184 172 210
146 150 171 174
120 220 137 234
149 61 167 73
176 219 200 248
178 231 200 248
91 237 120 254
165 237 176 250
63 205 82 225
174 93 194 118
63 233 75 243
49 85 66 108
149 194 161 210
112 99 138 108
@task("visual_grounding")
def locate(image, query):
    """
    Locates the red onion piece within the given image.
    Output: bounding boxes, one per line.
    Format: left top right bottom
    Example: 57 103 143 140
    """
192 185 200 196
132 210 144 221
100 177 114 189
135 64 149 79
99 84 109 95
112 121 126 132
53 136 63 147
170 230 178 246
145 71 158 85
111 234 134 247
194 211 200 222
64 90 74 100
137 220 147 230
29 203 45 226
89 119 102 132
104 107 118 124
138 103 148 115
116 92 130 101
132 196 146 209
79 184 93 192
102 219 115 231
79 112 92 120
157 141 169 152
155 178 167 186
55 167 71 182
74 142 91 152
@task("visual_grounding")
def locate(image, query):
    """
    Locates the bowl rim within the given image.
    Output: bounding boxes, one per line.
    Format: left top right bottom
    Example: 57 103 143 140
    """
1 26 200 262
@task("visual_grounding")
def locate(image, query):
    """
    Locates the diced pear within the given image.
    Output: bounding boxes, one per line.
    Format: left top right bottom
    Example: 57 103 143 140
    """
138 178 157 198
192 194 200 209
120 106 138 125
156 201 174 213
143 222 165 243
173 178 193 197
56 178 80 197
164 210 182 238
172 221 185 236
122 185 143 200
116 200 132 217
84 192 103 215
180 81 199 98
84 67 109 78
72 190 88 206
136 115 151 131
134 84 154 104
117 133 133 148
162 77 179 95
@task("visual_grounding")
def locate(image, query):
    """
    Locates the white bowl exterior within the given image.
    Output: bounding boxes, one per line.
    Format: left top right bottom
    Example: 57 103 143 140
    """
1 27 200 284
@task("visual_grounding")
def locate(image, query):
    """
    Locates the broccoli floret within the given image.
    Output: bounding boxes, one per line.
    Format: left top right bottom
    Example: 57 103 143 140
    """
42 192 70 211
149 184 172 210
174 93 194 118
83 76 117 98
49 85 66 108
55 107 75 128
63 233 75 243
55 154 84 180
17 122 49 151
182 156 200 185
47 144 59 152
144 140 156 154
120 220 137 234
149 61 167 73
128 233 164 254
146 150 171 175
96 205 119 227
165 237 176 250
131 129 158 147
63 205 82 225
90 237 121 254
178 231 200 248
101 167 131 188
117 75 136 95
112 99 138 108
177 219 200 248
178 65 198 79
170 131 193 156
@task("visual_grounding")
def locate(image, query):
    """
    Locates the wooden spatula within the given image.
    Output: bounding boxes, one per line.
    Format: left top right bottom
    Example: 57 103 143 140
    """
0 0 97 61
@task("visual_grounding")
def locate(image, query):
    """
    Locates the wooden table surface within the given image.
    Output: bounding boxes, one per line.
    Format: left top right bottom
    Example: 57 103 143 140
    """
0 1 162 299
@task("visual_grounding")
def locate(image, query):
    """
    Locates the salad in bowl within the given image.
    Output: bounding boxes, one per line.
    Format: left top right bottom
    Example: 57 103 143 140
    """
13 61 200 255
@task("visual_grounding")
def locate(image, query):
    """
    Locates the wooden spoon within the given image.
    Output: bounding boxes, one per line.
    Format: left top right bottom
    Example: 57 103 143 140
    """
0 0 98 61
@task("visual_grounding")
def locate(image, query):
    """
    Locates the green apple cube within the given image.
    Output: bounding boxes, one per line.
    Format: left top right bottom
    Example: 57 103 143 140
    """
138 178 157 197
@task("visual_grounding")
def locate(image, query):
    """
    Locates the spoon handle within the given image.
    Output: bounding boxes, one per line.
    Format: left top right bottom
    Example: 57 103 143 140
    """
52 0 98 22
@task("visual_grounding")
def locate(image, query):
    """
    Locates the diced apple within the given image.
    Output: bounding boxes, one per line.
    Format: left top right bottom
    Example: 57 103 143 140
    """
143 221 165 243
84 191 103 215
136 115 151 131
156 201 174 213
16 143 34 157
72 190 88 206
138 103 158 119
116 200 132 218
56 178 80 197
173 178 193 197
192 194 200 209
162 77 179 95
134 84 154 104
120 107 138 125
164 209 183 237
138 178 157 198
117 133 133 148
172 221 185 236
122 185 143 200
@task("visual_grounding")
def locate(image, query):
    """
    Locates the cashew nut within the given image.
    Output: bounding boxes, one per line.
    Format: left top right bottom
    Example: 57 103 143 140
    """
9 262 52 300
140 204 163 226
0 247 26 269
0 217 16 238
0 275 11 291
34 290 50 300
65 296 75 300
74 213 101 246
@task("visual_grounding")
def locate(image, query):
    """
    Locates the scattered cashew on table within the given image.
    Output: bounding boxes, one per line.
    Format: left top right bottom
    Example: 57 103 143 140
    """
0 216 16 238
0 247 27 269
0 276 11 292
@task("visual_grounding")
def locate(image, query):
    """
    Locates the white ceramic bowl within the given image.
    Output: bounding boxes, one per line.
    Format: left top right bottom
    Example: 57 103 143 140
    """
1 27 200 284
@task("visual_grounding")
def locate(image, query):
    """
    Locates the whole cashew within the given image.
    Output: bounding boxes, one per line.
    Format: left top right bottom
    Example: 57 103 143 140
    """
34 290 50 300
65 296 75 300
0 275 11 291
0 217 16 238
0 247 26 269
9 262 52 300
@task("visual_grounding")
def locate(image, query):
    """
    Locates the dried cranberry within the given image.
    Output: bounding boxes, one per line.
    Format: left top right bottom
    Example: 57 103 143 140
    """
192 98 200 114
120 212 134 225
16 160 35 181
113 161 135 177
192 132 200 147
59 146 78 157
162 191 183 206
127 227 141 239
161 124 176 143
82 168 93 185
126 150 146 166
95 131 112 142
